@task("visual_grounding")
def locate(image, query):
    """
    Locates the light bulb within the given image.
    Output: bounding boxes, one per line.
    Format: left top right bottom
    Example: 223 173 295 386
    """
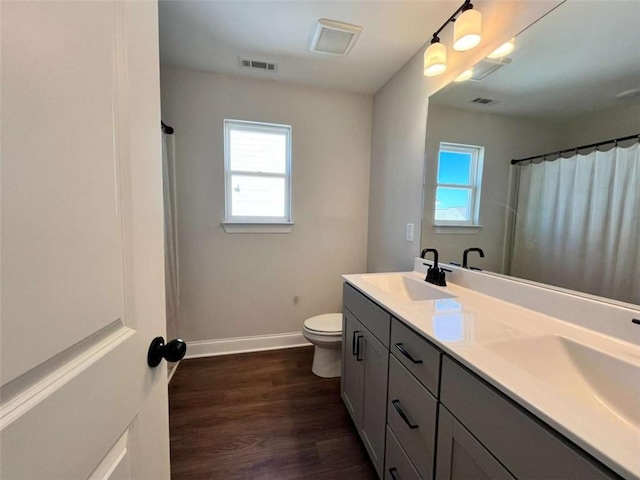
453 9 482 52
424 42 447 76
488 38 515 58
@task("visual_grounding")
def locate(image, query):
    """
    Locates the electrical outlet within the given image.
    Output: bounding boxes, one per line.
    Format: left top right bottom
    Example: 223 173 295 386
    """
406 223 414 242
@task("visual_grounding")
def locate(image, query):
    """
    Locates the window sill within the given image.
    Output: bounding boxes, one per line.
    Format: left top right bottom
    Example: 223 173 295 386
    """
222 222 294 234
433 224 483 235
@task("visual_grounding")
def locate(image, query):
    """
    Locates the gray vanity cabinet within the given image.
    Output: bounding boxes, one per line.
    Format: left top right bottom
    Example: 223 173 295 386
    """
343 283 619 480
342 283 391 478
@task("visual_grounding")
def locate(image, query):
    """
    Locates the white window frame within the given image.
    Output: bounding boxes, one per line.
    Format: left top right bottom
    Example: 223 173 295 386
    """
434 142 484 231
223 119 292 233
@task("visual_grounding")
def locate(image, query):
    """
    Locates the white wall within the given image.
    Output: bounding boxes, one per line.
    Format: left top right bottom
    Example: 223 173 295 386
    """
367 1 563 273
160 67 372 342
558 103 640 149
422 105 560 272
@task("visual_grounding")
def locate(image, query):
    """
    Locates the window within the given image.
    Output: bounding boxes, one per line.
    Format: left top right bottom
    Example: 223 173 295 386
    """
223 120 292 232
434 143 484 227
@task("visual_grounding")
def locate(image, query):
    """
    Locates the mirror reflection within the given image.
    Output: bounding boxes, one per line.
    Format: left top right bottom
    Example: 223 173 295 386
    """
421 1 640 306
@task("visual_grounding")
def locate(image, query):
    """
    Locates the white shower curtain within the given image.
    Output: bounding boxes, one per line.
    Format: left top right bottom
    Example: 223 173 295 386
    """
162 134 179 340
510 142 640 305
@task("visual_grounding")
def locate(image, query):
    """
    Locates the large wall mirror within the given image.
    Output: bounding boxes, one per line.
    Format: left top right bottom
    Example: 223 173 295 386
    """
421 1 640 306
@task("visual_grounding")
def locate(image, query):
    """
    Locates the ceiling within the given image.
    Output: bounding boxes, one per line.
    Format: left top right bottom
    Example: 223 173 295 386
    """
430 1 640 121
158 1 461 94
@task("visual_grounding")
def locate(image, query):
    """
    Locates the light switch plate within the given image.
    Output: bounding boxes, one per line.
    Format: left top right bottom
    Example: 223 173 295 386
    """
406 223 414 242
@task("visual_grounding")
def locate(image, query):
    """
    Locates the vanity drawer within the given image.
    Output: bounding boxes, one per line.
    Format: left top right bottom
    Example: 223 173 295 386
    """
440 357 617 479
390 318 441 396
385 426 421 480
387 355 437 479
343 283 391 346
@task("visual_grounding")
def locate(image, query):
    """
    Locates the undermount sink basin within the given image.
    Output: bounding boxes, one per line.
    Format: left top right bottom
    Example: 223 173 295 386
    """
360 273 456 302
484 335 640 428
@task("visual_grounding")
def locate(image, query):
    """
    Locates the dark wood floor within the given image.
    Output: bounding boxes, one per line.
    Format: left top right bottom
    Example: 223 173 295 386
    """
169 346 377 479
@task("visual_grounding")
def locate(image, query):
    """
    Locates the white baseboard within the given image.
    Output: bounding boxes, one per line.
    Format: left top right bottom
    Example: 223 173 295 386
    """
184 332 312 359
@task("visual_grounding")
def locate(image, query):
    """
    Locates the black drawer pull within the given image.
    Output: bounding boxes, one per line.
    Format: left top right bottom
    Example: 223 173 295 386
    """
395 343 423 364
356 334 363 361
388 467 399 480
632 318 640 325
352 330 361 355
391 399 419 429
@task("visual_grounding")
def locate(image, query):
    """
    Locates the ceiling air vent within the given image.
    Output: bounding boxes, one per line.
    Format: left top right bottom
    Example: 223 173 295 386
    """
310 19 363 56
471 97 496 105
468 57 512 82
239 58 277 72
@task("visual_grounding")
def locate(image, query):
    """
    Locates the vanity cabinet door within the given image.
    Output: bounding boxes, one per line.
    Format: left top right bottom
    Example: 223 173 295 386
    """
360 328 390 478
341 311 364 429
436 406 514 480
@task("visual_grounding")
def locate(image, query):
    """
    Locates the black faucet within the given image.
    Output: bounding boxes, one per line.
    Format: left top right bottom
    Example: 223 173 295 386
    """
421 248 447 286
421 248 439 267
463 247 485 269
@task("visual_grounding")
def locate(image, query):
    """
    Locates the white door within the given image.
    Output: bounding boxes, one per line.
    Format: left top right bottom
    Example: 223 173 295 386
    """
1 1 171 479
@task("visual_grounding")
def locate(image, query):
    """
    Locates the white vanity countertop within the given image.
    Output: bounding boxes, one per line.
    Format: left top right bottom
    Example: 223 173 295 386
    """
342 270 640 480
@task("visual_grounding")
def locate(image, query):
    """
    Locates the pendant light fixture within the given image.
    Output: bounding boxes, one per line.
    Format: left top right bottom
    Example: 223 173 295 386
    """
423 0 482 77
487 38 515 58
453 4 482 51
424 37 447 76
454 68 473 82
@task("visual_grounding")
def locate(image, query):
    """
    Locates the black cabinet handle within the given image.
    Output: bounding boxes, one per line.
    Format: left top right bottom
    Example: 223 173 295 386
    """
395 343 423 364
352 330 361 355
388 467 399 480
147 337 187 367
356 334 363 361
632 318 640 325
391 399 419 429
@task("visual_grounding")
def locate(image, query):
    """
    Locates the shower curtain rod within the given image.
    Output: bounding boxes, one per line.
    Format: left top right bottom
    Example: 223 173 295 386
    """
511 133 640 165
161 121 174 135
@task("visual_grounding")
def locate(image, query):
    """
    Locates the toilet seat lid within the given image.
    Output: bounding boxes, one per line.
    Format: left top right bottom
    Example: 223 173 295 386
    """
304 313 342 333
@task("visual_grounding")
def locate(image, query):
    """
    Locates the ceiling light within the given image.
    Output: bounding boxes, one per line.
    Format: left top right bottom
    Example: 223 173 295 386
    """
454 68 473 82
423 1 482 77
424 39 447 76
487 38 515 59
453 7 482 51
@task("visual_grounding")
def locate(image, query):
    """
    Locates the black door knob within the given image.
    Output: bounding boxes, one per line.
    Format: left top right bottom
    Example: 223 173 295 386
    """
147 337 187 367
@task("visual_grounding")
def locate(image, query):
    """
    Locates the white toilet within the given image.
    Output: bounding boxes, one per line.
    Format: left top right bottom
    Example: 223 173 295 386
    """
302 313 343 378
